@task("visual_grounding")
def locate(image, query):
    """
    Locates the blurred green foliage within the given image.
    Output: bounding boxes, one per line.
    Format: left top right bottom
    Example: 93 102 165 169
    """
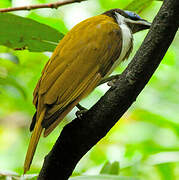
100 161 120 175
0 0 179 179
0 13 63 51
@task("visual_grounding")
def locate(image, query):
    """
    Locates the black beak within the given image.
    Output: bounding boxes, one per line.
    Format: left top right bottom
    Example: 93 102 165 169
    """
137 19 151 28
130 19 151 33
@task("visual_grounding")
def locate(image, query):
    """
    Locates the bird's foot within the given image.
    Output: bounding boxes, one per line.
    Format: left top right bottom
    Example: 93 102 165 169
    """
98 74 121 87
107 79 117 87
76 103 88 119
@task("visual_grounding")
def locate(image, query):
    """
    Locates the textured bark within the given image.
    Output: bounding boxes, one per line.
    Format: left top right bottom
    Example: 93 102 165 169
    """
38 0 179 179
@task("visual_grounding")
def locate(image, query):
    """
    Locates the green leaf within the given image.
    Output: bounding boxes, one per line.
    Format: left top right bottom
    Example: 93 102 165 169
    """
69 175 138 180
0 53 19 64
28 12 68 34
0 0 11 8
0 170 19 180
125 0 153 13
99 0 130 10
100 161 120 175
110 162 120 175
0 173 138 180
161 50 175 66
134 109 179 136
0 13 64 52
157 163 174 180
0 171 38 180
0 76 27 99
100 162 112 174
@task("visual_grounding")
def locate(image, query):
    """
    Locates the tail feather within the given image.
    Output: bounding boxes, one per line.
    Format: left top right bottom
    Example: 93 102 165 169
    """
43 98 80 137
44 73 101 137
24 109 46 174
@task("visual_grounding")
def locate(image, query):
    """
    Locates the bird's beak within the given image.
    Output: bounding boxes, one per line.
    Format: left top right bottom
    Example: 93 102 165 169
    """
136 19 151 28
135 20 151 33
126 19 151 33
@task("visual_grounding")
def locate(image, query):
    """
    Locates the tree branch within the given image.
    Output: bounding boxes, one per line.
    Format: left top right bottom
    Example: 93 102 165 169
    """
0 0 86 13
38 0 179 179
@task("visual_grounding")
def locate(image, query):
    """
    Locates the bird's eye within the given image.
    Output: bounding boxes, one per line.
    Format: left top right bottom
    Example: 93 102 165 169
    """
124 10 141 20
133 13 141 19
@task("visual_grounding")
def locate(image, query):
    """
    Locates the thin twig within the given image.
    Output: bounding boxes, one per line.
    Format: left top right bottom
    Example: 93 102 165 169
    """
13 47 27 51
0 0 86 13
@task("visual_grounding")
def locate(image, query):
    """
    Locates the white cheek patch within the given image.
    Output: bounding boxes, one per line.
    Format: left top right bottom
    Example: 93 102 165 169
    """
114 12 124 25
106 12 132 75
114 12 132 61
104 13 133 77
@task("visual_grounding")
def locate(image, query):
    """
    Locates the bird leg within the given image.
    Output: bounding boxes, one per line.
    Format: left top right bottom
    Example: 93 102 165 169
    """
97 74 121 87
76 103 88 119
75 74 121 118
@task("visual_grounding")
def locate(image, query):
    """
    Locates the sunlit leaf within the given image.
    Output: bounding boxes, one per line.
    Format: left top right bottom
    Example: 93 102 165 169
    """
0 53 19 64
157 163 174 180
161 50 175 66
100 161 120 175
0 170 19 180
0 13 64 52
125 0 153 13
99 0 130 10
0 76 27 99
100 162 111 174
0 172 37 180
133 109 179 136
70 175 138 180
110 162 120 175
28 12 68 34
0 0 11 8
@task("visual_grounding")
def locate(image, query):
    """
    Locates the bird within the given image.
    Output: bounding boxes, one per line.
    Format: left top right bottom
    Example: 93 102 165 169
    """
24 8 151 173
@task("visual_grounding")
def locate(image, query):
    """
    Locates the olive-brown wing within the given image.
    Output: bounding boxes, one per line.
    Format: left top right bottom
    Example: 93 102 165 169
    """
32 15 122 134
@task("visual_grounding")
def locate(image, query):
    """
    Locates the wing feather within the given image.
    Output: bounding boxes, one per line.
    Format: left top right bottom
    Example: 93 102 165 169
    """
32 15 122 133
43 72 102 136
45 65 99 118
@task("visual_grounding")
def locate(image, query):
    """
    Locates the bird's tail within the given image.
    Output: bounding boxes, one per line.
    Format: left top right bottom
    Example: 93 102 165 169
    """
23 109 46 174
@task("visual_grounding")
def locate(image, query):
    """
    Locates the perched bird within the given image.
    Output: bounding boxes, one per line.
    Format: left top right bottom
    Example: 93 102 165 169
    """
24 8 151 173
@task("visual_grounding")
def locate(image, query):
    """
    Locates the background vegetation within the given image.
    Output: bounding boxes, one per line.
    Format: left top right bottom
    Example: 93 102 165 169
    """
0 0 179 179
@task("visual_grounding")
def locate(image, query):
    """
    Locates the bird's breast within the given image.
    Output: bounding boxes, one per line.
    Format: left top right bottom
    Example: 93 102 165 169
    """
105 23 133 76
119 23 133 61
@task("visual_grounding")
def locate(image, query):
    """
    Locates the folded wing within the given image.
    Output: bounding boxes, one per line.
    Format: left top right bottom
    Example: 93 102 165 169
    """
32 15 122 136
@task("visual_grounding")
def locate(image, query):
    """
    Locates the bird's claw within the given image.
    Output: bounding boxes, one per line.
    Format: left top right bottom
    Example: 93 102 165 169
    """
76 109 88 119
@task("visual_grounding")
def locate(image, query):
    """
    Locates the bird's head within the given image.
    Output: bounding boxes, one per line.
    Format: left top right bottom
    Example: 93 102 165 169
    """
104 9 151 33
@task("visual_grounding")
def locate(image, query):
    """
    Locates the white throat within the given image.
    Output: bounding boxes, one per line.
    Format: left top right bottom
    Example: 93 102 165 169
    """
104 12 133 77
114 12 133 61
